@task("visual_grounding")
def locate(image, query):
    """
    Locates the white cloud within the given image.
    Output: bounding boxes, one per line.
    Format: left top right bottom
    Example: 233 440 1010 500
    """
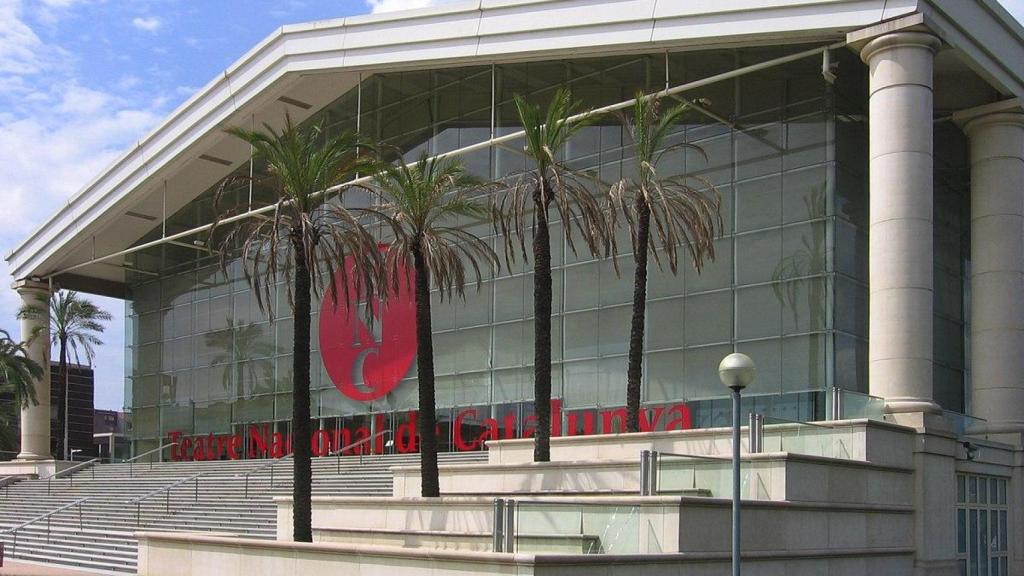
0 0 163 410
0 0 48 75
131 16 161 32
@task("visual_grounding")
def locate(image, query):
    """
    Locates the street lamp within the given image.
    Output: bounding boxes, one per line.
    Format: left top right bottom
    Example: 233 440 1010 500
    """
719 353 755 576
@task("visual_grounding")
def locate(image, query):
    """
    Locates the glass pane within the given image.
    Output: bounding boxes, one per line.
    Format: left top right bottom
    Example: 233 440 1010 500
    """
958 508 967 554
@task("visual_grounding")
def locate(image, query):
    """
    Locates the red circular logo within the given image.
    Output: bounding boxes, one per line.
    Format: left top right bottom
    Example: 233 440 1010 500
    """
318 251 417 402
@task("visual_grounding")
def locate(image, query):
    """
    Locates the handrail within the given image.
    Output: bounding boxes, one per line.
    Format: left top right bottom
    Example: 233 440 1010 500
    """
128 473 203 526
129 473 203 504
0 475 26 499
656 451 732 462
125 441 179 478
1 496 91 534
47 458 101 495
760 415 833 429
236 429 392 498
0 496 91 555
331 429 392 471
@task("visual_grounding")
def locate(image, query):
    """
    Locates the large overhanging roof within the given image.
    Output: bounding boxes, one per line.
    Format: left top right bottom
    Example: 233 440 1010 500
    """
7 0 1024 297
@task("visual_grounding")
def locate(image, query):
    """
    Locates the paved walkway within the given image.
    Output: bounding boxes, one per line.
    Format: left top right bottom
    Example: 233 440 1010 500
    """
0 561 103 576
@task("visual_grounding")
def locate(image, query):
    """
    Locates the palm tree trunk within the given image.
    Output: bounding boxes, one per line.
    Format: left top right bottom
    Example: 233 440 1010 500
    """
58 341 68 460
626 198 651 433
412 241 440 497
533 184 553 462
291 236 314 543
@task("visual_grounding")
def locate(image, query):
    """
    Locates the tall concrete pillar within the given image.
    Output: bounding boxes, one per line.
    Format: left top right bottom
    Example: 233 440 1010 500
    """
954 102 1024 437
861 32 943 415
13 279 51 461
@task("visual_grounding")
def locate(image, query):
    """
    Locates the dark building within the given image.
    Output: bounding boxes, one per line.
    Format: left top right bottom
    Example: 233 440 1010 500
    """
51 363 95 459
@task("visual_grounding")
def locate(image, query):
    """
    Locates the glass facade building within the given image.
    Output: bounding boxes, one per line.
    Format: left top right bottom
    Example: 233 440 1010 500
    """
124 45 968 455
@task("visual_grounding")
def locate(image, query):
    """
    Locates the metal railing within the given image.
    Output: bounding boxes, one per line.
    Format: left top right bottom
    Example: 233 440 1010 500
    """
128 473 203 527
639 450 730 496
0 497 91 555
47 458 100 495
1 475 26 499
237 429 392 498
125 441 179 478
331 429 392 473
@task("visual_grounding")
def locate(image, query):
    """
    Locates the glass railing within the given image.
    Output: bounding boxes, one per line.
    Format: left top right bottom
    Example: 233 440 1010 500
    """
826 387 886 421
651 452 777 500
513 500 641 554
943 411 987 438
761 416 855 460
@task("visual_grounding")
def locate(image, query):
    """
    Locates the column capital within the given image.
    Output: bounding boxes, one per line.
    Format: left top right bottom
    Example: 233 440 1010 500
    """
860 31 942 64
952 98 1024 136
12 278 50 296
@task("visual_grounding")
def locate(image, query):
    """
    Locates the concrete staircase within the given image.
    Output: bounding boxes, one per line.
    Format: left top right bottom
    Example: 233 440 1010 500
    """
0 452 486 574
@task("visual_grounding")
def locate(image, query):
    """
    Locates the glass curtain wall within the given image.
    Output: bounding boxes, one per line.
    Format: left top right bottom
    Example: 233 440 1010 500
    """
126 45 850 454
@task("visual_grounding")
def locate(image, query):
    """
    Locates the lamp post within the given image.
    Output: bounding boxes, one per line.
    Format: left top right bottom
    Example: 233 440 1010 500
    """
719 353 755 576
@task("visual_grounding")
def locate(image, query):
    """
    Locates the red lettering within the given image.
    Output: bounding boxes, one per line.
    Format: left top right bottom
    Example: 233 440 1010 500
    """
567 411 595 436
374 414 386 454
180 437 193 461
397 412 418 453
229 436 242 459
480 418 499 448
665 404 693 430
312 430 331 456
600 408 628 434
353 427 370 455
639 407 665 432
522 414 537 438
337 428 354 454
249 425 268 458
551 399 562 437
168 432 182 461
454 409 480 451
270 432 287 458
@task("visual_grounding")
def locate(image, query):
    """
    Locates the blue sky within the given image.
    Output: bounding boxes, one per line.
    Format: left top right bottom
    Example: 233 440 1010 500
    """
1 0 1023 411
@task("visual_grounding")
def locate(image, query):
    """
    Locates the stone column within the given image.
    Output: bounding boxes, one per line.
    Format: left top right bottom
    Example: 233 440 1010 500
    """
14 279 51 461
861 32 943 415
956 103 1024 437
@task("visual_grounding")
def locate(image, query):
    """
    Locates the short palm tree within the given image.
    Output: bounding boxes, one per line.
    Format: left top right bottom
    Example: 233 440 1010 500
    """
0 329 43 455
20 291 111 459
213 115 383 542
0 329 42 410
608 94 721 432
370 154 498 496
494 88 610 462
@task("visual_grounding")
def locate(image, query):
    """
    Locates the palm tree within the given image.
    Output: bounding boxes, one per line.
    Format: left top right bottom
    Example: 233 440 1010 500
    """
608 94 722 433
0 330 43 455
20 291 112 459
370 154 498 496
494 88 610 462
213 115 383 543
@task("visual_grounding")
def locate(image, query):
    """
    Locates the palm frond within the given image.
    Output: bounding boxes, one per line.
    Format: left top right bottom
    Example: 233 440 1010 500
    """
371 153 499 300
213 114 385 320
606 92 723 274
495 87 610 264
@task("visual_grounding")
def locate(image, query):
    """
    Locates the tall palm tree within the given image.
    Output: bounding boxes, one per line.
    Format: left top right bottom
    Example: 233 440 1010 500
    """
370 154 498 496
494 88 610 462
213 115 383 542
20 291 112 459
608 94 721 433
0 329 43 454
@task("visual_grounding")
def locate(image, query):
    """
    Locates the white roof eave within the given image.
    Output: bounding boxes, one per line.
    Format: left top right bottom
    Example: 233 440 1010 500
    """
8 0 926 283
